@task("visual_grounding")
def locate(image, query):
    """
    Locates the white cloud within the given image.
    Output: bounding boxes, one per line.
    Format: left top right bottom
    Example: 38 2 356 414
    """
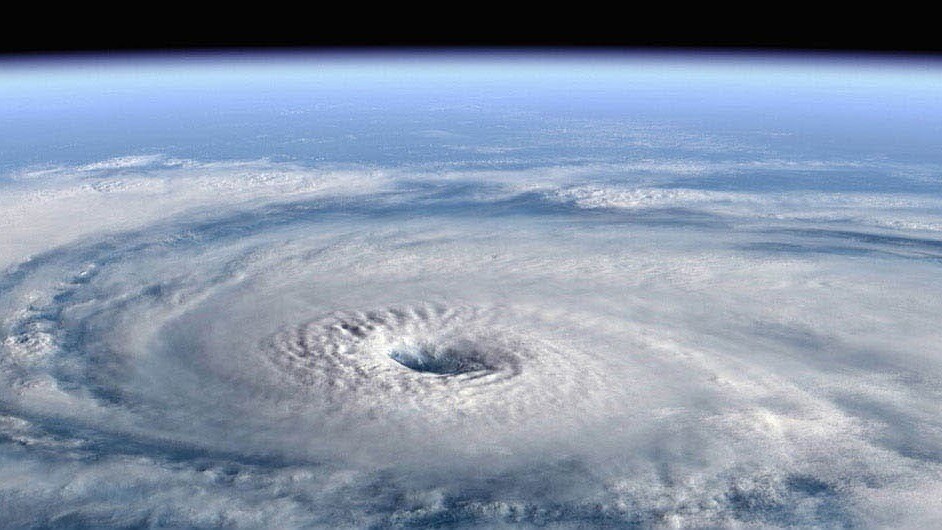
1 155 941 527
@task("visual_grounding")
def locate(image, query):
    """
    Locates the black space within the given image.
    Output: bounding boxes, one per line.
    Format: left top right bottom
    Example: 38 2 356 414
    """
2 10 938 56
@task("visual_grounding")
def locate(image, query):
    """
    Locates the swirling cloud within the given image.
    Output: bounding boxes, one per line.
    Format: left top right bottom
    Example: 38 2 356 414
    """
1 150 941 528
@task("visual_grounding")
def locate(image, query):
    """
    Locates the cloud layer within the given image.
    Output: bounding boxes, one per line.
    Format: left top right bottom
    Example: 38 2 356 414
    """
1 148 942 527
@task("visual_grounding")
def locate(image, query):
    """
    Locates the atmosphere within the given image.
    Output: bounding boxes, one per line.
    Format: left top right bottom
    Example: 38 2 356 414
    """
1 51 942 528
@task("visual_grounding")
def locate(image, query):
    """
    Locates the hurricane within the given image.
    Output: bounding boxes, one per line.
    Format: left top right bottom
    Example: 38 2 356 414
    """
1 52 942 528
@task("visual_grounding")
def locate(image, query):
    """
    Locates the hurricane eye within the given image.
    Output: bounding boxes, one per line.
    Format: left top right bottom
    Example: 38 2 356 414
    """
387 341 489 375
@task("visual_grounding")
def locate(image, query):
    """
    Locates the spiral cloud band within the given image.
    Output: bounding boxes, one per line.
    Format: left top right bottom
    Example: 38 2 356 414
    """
2 55 942 528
